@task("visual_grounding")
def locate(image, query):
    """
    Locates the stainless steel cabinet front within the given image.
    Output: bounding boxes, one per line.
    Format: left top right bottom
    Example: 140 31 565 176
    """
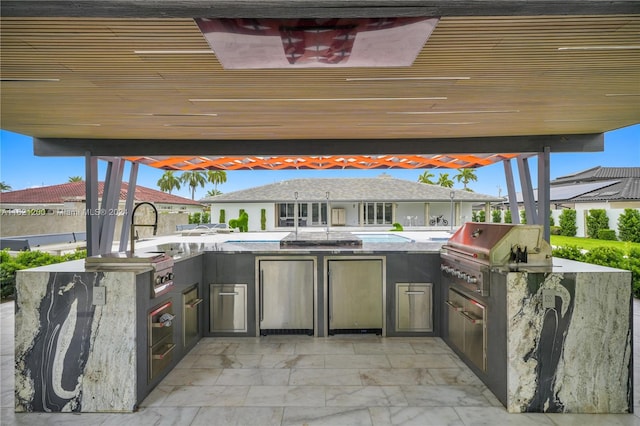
258 260 314 334
328 259 383 331
210 284 247 333
183 285 202 347
395 283 433 332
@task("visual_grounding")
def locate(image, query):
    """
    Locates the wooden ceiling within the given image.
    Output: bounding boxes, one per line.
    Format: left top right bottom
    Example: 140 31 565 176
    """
1 3 639 163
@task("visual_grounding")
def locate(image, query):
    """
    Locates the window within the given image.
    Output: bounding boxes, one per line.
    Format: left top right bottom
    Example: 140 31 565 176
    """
277 203 309 227
364 202 393 225
311 203 327 225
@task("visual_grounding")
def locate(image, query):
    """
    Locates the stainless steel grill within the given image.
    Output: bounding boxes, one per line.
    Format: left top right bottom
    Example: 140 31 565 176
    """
441 223 553 296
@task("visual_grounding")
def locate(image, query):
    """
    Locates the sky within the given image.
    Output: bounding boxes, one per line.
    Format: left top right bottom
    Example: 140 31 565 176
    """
0 124 638 201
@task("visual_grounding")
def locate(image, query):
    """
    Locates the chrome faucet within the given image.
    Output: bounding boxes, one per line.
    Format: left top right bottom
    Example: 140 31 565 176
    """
130 202 158 254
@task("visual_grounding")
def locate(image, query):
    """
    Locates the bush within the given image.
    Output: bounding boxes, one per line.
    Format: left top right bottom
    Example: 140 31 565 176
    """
219 209 226 224
596 229 617 241
552 245 584 262
504 210 512 223
0 249 86 300
520 210 527 224
229 211 249 232
584 246 626 269
618 208 640 243
628 247 640 298
586 209 609 238
559 209 577 237
260 209 266 231
549 210 555 227
478 210 486 223
390 222 403 231
550 226 562 235
188 212 201 224
492 210 501 223
471 211 478 222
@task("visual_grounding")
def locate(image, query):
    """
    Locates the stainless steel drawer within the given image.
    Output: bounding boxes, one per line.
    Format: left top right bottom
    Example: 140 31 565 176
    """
395 283 433 332
210 284 247 333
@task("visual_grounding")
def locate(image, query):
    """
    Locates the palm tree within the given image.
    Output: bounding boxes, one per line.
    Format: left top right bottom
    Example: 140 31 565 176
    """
437 173 454 188
0 181 12 192
454 168 478 191
417 171 435 185
157 171 181 195
68 176 83 182
206 170 227 193
180 171 207 200
206 188 222 197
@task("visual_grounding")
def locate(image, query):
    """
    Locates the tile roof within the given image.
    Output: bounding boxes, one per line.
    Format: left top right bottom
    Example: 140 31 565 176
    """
549 167 640 202
201 176 502 203
0 181 202 206
552 166 640 183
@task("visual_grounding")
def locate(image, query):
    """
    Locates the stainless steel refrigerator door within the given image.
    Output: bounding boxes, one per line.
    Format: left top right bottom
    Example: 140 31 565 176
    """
395 283 433 332
259 260 314 330
328 259 383 330
210 284 247 333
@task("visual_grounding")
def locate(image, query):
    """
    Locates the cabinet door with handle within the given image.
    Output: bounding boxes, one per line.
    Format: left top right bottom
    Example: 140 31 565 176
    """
210 284 247 333
395 283 433 332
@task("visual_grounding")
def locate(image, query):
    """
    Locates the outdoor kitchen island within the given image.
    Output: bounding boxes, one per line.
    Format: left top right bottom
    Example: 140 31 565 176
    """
13 230 633 414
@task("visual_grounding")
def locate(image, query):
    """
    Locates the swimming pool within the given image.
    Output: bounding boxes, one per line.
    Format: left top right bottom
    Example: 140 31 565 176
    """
354 234 414 243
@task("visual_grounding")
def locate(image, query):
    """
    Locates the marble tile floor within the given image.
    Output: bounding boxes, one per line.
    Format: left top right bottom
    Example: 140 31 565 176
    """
1 300 640 426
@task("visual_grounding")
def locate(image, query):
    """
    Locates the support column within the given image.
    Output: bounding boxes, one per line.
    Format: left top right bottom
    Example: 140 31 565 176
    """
424 203 430 228
119 162 139 252
485 202 491 223
85 153 99 256
503 159 520 224
537 146 551 242
517 156 537 225
98 157 125 254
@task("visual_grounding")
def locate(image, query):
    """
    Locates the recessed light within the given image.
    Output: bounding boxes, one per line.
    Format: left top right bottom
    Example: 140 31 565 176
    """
190 97 447 102
558 45 640 51
163 124 279 128
388 110 519 115
131 113 218 117
346 77 470 81
605 93 640 97
1 78 60 82
134 50 212 54
357 122 479 126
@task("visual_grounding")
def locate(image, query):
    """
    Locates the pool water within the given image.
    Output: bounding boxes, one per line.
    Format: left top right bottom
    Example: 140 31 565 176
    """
354 234 414 243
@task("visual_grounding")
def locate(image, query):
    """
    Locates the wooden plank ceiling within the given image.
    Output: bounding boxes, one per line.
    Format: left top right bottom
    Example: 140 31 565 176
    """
1 13 639 170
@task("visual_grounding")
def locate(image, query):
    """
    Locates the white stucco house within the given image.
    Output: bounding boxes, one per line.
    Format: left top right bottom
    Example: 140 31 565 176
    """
201 175 502 231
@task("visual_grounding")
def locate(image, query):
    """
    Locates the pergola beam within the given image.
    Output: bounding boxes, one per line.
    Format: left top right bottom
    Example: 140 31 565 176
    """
3 1 638 18
34 134 604 158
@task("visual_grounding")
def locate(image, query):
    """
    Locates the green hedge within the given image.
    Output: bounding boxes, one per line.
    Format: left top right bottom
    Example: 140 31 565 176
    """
0 249 87 300
596 229 617 241
553 245 640 297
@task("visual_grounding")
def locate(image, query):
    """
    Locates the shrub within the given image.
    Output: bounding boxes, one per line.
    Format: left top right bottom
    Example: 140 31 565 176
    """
552 245 584 262
586 209 609 238
0 249 86 300
618 208 640 243
471 211 478 222
596 229 617 241
492 210 501 223
628 247 640 298
550 226 562 235
478 210 486 223
520 210 527 224
504 210 512 223
559 209 577 237
390 222 403 231
202 212 210 223
260 209 266 231
549 210 555 227
219 209 226 224
584 246 626 269
188 212 201 224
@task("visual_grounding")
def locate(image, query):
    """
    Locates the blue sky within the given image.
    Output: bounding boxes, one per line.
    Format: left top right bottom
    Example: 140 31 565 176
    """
1 124 638 200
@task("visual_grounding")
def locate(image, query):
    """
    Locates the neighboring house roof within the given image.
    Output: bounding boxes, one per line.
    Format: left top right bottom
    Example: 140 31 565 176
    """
511 167 640 203
0 181 202 206
201 176 502 203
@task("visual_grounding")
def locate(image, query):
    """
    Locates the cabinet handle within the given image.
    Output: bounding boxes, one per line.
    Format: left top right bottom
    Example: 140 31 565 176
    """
460 311 483 324
185 298 203 308
218 292 238 296
445 300 463 312
152 343 176 360
404 291 425 295
260 269 264 322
